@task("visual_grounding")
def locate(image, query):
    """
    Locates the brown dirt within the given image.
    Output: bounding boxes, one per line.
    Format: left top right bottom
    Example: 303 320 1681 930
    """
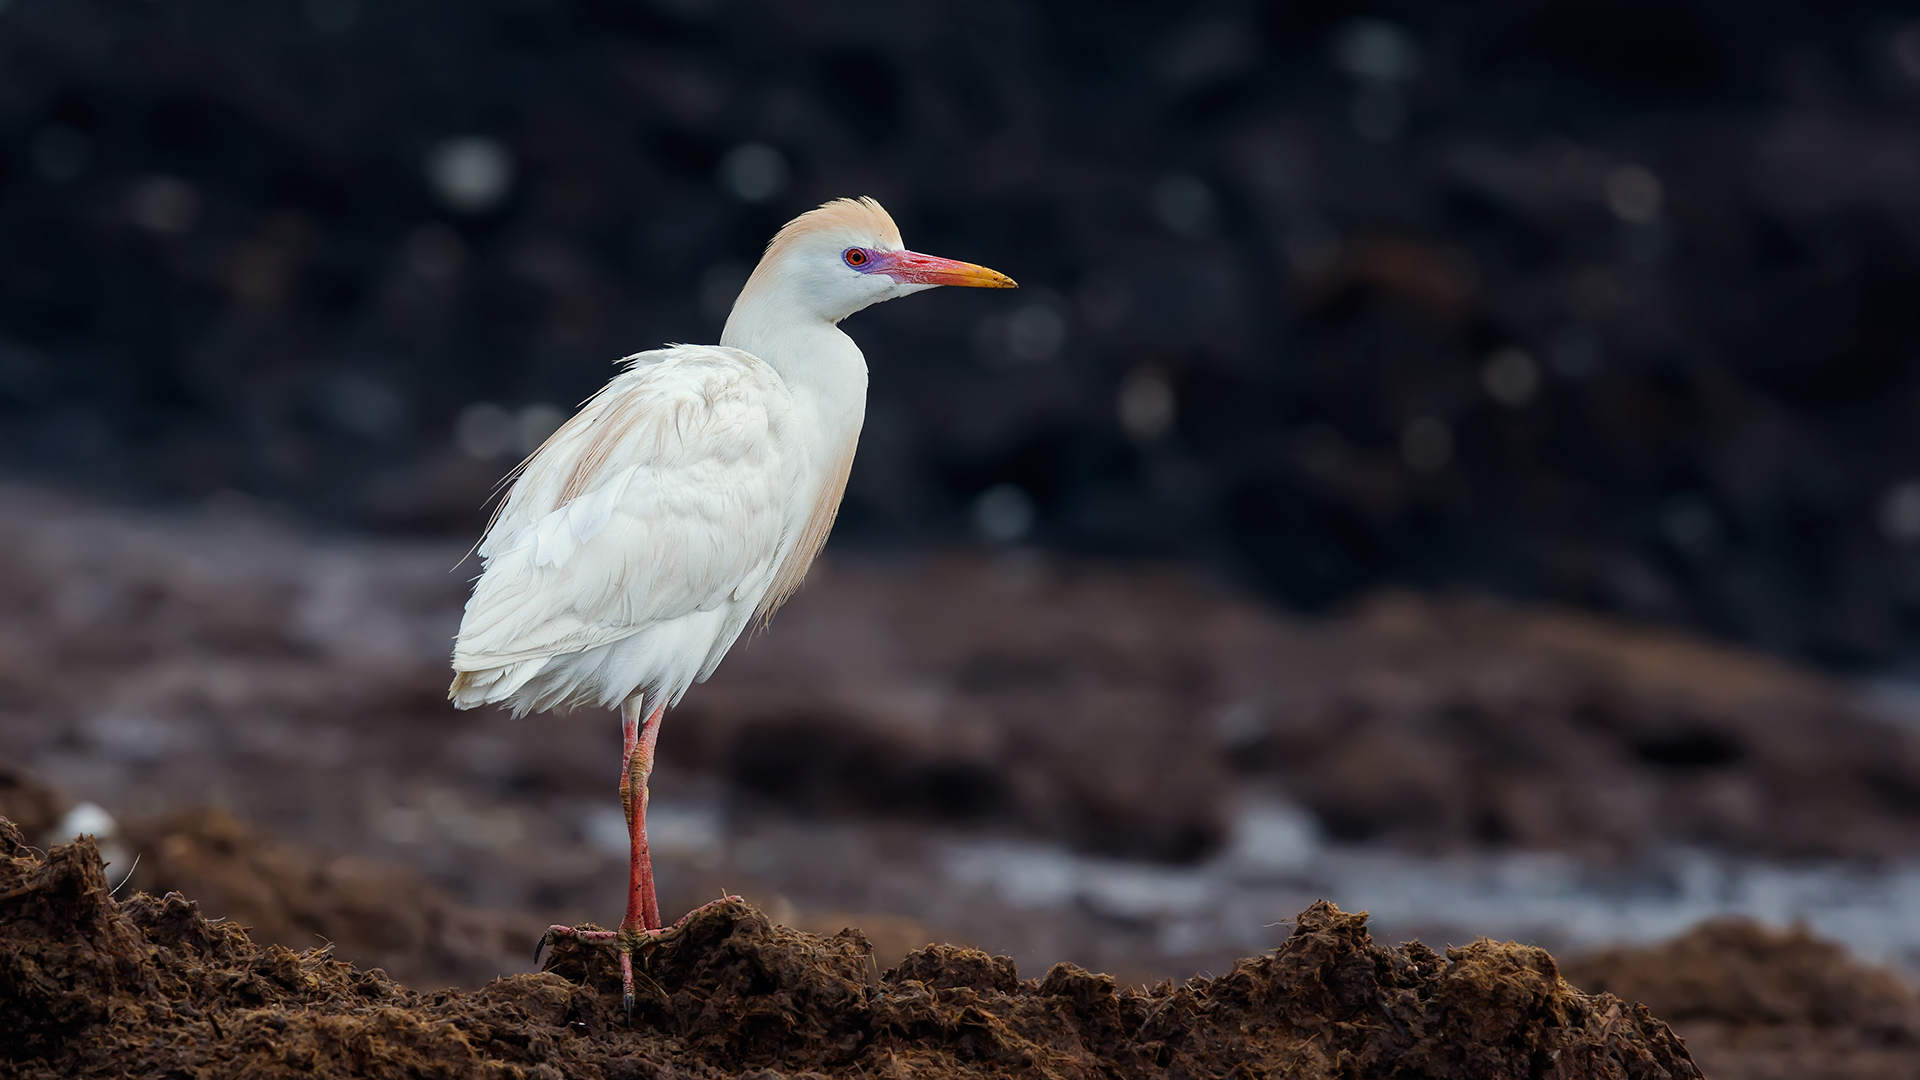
1566 920 1920 1080
1 760 537 990
3 821 1702 1080
688 559 1920 861
118 806 542 992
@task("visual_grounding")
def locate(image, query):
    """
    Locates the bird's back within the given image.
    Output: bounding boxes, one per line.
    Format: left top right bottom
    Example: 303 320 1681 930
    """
450 345 823 716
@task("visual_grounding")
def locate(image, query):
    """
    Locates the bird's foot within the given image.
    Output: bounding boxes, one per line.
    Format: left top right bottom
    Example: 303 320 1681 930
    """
533 924 618 965
532 924 647 1023
533 898 741 1026
533 924 649 1024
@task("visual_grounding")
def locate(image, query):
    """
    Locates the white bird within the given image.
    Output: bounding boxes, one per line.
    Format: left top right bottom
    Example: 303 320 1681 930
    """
449 197 1014 1015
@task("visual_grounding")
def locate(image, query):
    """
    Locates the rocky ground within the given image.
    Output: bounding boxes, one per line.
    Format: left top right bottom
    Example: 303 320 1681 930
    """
10 816 1920 1077
10 482 1920 981
6 486 1920 1073
2 823 1712 1079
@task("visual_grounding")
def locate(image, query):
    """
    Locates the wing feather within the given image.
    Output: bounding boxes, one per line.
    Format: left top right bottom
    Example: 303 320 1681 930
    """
452 346 794 681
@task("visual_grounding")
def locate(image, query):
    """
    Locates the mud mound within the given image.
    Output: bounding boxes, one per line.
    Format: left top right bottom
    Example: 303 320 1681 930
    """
2 821 1700 1079
1567 921 1920 1080
120 807 541 991
0 758 535 990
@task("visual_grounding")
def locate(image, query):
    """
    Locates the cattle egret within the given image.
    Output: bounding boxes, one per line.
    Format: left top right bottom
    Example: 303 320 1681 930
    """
449 197 1015 1018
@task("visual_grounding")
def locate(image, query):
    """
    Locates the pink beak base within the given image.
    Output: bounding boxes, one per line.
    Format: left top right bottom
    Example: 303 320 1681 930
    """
875 250 1018 289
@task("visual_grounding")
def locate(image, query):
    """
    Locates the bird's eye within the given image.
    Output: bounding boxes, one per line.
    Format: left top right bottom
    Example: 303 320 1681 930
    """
843 248 869 268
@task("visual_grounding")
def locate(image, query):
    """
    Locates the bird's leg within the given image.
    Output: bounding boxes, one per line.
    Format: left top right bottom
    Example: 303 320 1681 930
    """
623 699 664 933
533 698 742 1023
535 696 664 1024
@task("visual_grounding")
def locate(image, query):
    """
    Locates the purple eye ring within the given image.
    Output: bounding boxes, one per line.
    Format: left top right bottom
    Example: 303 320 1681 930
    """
842 247 872 269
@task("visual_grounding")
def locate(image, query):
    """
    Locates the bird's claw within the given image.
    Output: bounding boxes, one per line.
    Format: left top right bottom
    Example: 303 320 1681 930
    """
533 923 645 1027
618 945 637 1026
534 924 620 970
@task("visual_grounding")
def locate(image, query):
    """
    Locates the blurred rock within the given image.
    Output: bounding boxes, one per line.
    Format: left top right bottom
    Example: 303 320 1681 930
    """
121 805 539 990
0 1 1917 670
0 761 64 839
6 483 1920 871
697 556 1920 863
1567 920 1920 1080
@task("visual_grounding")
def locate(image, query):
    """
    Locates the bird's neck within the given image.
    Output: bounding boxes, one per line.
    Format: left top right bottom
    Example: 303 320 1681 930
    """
721 293 869 444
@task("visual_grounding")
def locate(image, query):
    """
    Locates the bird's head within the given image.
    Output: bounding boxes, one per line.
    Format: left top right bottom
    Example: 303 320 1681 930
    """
728 197 1016 330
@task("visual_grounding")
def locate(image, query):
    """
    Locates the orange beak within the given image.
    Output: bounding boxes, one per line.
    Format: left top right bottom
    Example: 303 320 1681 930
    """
874 250 1018 289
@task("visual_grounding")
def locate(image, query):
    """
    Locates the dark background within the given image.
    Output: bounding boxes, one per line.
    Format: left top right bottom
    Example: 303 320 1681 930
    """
5 0 1920 668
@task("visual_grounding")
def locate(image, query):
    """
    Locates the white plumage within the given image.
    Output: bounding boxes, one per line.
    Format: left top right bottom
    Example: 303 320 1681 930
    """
451 197 1011 718
448 197 1013 996
450 345 799 715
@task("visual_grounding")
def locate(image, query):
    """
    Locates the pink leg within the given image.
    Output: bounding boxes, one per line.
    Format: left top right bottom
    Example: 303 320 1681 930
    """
533 696 745 1024
623 699 664 933
534 695 672 1024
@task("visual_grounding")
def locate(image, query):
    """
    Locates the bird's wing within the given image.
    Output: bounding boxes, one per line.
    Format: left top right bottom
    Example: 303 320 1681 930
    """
453 346 796 672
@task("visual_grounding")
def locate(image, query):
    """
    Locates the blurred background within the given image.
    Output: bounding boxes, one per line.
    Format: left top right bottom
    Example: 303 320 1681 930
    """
7 0 1920 1021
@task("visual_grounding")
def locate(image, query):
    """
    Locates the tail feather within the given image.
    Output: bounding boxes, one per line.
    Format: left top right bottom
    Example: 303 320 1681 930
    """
448 657 548 711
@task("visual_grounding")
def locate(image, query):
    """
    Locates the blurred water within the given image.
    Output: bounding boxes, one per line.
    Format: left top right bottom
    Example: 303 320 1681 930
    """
942 799 1920 976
